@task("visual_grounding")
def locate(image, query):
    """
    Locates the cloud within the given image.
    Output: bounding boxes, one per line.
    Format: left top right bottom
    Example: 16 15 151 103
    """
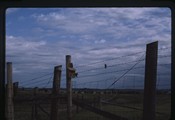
30 8 171 49
95 39 106 44
6 35 46 53
34 12 66 22
6 8 171 88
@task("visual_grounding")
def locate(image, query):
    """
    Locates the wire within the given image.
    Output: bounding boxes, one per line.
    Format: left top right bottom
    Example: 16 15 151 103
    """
75 54 170 75
73 71 170 89
19 63 170 88
17 47 170 88
76 66 145 79
75 51 145 68
75 77 115 86
42 74 53 88
77 59 145 74
74 46 170 69
21 77 53 86
158 46 171 51
75 62 169 80
20 72 53 84
158 55 171 58
107 54 145 89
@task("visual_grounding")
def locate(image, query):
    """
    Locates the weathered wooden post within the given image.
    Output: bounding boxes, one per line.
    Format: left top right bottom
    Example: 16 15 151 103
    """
6 62 14 120
143 41 158 120
66 55 72 120
50 65 62 120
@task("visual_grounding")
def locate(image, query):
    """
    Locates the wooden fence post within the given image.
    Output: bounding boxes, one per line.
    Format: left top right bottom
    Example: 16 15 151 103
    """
6 62 14 120
50 65 62 120
143 41 158 120
66 55 72 120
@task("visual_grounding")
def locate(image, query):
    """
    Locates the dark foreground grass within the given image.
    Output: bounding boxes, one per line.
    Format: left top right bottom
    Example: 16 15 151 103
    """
14 90 170 120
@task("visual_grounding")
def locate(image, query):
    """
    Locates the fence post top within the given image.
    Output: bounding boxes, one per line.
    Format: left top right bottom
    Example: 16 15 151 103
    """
147 41 158 46
55 65 62 71
66 55 71 57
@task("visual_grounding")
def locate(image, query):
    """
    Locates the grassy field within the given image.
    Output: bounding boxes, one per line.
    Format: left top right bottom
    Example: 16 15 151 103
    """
13 90 171 120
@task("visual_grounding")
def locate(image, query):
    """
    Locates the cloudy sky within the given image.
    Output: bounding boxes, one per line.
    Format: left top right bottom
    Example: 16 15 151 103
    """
6 8 171 89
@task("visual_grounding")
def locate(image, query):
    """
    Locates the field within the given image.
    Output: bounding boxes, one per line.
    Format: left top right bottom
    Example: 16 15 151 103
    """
13 89 171 120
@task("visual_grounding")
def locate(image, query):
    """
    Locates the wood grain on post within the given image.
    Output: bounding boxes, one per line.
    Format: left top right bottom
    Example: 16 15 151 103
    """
143 41 158 120
50 65 62 120
6 62 14 120
66 55 72 120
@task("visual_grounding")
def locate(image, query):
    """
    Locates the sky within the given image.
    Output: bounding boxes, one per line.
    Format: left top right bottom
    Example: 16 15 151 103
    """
6 8 171 89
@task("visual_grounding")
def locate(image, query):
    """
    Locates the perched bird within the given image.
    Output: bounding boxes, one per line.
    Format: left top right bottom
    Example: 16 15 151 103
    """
104 64 107 69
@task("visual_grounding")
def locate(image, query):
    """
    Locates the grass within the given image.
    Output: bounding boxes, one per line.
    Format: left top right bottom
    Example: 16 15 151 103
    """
13 90 170 120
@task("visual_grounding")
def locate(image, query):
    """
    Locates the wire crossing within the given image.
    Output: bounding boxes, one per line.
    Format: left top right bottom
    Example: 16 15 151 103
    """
15 45 171 89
